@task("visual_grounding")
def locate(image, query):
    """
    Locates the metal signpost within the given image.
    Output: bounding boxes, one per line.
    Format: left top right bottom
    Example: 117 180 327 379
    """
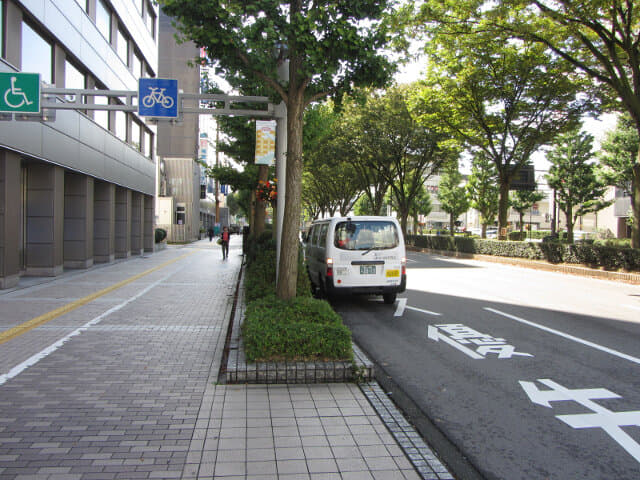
0 72 40 114
7 72 287 276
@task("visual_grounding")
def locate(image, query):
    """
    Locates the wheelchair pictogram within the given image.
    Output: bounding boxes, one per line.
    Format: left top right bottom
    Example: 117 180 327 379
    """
4 76 34 109
141 87 174 109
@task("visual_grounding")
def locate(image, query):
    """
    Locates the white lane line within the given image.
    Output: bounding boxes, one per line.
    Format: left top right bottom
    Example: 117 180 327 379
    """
485 307 640 366
394 298 407 317
0 274 169 387
406 305 442 316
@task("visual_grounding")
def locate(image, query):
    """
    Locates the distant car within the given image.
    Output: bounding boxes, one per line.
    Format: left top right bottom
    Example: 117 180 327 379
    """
485 228 498 239
229 224 240 234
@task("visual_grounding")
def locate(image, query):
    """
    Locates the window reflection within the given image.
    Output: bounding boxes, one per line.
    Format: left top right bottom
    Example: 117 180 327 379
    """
22 23 53 84
94 92 109 130
131 120 141 151
115 110 127 142
117 27 128 65
96 0 111 42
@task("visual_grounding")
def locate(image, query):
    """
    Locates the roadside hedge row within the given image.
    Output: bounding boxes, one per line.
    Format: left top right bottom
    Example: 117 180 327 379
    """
407 235 640 272
242 231 353 362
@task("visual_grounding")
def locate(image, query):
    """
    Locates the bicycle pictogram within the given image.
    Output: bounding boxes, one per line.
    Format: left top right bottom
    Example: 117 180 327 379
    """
142 87 174 109
4 76 34 109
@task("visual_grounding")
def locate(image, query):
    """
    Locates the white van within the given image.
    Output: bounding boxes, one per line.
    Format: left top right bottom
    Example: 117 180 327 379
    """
304 216 406 304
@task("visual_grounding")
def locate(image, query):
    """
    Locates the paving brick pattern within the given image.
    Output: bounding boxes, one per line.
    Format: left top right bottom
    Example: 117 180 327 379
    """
184 383 422 480
0 243 239 480
0 237 455 480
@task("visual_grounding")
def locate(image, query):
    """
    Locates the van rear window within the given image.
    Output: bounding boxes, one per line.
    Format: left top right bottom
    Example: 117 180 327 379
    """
334 221 399 251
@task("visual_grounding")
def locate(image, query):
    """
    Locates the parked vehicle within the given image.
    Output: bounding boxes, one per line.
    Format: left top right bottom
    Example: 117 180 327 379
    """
304 216 406 304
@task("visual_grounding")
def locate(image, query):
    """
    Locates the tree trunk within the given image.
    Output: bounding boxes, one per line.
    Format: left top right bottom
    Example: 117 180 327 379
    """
519 213 524 236
399 209 409 238
498 180 510 240
481 223 487 239
252 165 269 238
276 92 304 300
449 214 455 236
566 204 574 244
632 159 640 249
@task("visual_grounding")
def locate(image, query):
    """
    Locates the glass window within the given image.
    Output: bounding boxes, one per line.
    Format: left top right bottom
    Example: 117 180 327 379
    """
319 224 328 248
1 1 4 59
65 60 85 89
117 27 128 65
74 0 87 12
96 0 111 42
145 130 154 158
115 110 127 142
21 23 52 84
131 120 141 151
334 221 399 251
146 5 156 38
93 92 109 130
132 52 142 79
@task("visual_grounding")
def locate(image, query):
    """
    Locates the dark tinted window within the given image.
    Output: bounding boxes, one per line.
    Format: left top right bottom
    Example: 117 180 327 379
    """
334 221 399 251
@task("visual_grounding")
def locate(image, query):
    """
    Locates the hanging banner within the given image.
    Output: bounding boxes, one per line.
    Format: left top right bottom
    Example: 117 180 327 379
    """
255 120 276 165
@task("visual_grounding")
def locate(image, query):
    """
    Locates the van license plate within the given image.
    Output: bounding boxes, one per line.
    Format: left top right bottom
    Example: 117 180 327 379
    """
360 265 376 275
386 269 400 277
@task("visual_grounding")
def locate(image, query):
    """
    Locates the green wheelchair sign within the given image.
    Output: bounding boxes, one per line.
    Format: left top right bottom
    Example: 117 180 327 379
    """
0 72 40 113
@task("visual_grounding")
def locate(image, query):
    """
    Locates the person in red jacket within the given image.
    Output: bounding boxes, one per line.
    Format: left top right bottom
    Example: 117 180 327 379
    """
220 226 230 259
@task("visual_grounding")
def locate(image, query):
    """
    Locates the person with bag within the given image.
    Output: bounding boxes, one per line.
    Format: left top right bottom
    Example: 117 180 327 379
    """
220 226 230 259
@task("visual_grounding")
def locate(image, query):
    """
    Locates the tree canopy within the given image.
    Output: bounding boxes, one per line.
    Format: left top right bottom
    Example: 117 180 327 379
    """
546 129 612 243
158 0 397 299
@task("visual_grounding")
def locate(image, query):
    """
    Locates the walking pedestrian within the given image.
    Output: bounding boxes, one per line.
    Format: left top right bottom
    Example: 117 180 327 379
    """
207 226 214 242
220 226 230 259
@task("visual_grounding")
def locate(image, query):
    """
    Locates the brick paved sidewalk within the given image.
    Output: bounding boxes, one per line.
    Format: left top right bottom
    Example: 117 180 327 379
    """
0 236 448 480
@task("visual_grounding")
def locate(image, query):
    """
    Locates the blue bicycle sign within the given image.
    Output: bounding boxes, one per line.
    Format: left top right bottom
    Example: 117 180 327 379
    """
138 78 178 118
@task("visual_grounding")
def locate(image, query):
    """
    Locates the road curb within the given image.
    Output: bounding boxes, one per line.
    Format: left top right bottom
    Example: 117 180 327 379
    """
407 246 640 285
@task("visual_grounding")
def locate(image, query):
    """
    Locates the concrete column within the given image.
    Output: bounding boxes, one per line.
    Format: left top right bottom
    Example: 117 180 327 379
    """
144 195 155 253
4 2 23 67
0 150 21 288
115 187 131 258
130 191 144 255
94 181 115 263
54 45 66 88
64 172 94 268
25 163 64 277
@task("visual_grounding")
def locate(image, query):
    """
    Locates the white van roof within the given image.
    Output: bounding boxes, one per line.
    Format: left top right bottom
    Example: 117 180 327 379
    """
310 216 400 224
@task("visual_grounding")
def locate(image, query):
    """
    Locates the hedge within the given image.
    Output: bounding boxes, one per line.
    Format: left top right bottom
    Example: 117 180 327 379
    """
407 235 640 272
242 235 352 362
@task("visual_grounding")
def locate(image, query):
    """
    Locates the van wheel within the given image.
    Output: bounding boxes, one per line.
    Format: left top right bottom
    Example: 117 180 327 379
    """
383 293 396 305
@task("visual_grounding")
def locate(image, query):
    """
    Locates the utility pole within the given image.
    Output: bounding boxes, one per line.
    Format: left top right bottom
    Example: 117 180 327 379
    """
275 55 289 281
215 121 220 230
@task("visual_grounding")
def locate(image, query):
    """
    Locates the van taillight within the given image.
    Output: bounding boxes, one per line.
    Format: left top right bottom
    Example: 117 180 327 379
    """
401 257 406 276
326 258 333 277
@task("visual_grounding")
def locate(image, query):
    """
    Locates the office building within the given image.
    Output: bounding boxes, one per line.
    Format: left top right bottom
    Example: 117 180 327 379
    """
0 0 158 288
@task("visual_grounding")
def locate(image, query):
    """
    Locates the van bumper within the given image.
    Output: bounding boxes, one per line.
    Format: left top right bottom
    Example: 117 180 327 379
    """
326 274 406 296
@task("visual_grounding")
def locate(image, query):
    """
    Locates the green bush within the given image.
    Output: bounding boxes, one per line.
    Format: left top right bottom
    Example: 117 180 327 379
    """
155 228 167 243
242 297 353 362
406 234 640 271
241 234 351 362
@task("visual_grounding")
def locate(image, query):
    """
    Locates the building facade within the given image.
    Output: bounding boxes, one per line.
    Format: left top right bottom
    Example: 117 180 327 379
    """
0 0 158 288
155 10 202 243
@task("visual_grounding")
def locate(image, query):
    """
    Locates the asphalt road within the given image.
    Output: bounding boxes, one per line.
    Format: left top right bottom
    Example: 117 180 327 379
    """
332 251 640 480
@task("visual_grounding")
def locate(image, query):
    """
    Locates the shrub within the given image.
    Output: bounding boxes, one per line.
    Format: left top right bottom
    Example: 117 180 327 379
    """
242 233 351 362
155 228 167 243
406 234 640 271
